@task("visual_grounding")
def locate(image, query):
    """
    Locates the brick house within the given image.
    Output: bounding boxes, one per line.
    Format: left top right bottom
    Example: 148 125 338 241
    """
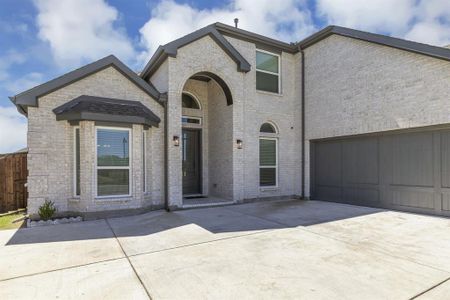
10 23 450 218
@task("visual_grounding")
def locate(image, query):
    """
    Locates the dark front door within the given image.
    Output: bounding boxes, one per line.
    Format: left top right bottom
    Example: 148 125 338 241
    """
182 129 201 195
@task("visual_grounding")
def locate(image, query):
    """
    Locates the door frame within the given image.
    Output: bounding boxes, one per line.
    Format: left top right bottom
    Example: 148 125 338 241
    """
182 128 203 196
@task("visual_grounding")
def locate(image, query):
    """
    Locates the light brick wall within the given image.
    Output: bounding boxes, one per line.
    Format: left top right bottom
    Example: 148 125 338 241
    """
304 34 450 197
207 80 233 199
161 34 302 206
27 66 164 216
225 36 303 200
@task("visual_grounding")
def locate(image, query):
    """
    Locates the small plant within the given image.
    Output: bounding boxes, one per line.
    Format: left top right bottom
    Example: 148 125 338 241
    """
38 200 56 221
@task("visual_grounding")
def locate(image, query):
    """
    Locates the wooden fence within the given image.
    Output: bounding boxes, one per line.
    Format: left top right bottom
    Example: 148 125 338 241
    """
0 152 27 213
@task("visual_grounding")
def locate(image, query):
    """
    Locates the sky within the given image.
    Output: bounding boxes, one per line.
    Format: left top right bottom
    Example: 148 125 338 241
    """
1 0 450 153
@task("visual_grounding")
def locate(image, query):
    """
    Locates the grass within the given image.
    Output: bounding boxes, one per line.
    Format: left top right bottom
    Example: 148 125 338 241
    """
0 212 26 230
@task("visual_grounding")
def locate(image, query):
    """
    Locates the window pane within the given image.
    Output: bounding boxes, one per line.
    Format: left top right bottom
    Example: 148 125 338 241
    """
260 168 276 186
182 117 201 124
256 51 278 73
260 139 276 166
256 71 279 93
98 169 129 196
75 128 80 196
97 129 129 166
260 123 276 133
182 93 200 109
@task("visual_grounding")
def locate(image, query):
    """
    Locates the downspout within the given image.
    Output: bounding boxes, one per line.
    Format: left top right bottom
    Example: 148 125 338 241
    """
161 93 170 211
300 47 306 199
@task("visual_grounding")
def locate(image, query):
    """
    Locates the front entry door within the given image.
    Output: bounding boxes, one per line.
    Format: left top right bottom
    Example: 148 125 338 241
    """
182 129 201 195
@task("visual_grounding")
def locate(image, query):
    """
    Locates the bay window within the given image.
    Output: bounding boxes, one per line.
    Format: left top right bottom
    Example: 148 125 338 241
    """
96 127 131 197
256 50 280 94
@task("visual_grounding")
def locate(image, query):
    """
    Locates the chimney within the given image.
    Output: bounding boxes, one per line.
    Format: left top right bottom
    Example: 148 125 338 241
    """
234 18 239 28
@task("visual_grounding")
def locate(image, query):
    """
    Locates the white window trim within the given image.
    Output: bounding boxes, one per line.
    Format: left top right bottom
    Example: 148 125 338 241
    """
73 126 80 198
143 130 147 193
259 137 278 188
95 126 132 198
256 49 281 95
182 116 202 125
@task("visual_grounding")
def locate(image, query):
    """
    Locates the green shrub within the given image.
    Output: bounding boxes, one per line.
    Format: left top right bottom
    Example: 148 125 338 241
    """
38 200 56 221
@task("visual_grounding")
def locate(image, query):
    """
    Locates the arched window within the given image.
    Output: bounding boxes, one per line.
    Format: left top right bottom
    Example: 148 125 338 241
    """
182 93 200 109
260 122 276 133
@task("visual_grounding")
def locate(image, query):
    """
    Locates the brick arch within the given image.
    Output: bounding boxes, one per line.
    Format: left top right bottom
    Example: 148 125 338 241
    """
188 71 233 106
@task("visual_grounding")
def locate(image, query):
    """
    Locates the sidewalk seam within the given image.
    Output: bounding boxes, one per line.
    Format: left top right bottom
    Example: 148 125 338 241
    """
105 218 153 300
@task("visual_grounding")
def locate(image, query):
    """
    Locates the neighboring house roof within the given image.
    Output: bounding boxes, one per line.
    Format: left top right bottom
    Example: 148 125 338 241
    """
0 147 28 158
10 55 163 116
297 25 450 62
53 95 161 127
140 24 252 80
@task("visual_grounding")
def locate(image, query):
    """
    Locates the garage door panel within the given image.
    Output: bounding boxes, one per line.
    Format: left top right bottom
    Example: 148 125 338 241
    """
315 186 342 202
343 138 379 185
343 187 379 205
315 141 342 186
440 132 450 188
391 188 435 209
442 193 450 211
392 132 434 187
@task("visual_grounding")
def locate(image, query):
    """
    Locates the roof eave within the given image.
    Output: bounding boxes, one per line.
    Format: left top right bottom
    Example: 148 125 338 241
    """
11 55 163 112
214 22 298 54
298 25 450 62
140 24 251 80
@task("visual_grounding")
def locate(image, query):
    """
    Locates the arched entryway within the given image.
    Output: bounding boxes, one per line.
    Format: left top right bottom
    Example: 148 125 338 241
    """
181 72 234 205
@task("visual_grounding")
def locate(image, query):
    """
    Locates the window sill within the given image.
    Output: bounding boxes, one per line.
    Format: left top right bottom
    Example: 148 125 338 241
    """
260 186 279 192
256 90 283 97
94 196 133 203
68 197 80 202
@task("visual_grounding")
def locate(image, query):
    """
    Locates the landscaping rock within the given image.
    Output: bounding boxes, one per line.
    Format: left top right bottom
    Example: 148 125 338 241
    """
27 216 83 228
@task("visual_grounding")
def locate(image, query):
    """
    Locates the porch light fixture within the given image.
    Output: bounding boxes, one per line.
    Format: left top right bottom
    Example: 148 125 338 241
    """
237 139 243 149
173 135 180 147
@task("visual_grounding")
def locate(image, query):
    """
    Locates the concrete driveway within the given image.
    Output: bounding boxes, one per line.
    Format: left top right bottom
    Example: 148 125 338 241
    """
1 200 449 299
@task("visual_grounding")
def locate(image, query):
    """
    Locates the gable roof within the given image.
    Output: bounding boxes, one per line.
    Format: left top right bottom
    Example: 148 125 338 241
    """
53 95 161 127
10 55 162 116
140 24 251 80
297 26 450 62
214 22 297 53
141 23 450 81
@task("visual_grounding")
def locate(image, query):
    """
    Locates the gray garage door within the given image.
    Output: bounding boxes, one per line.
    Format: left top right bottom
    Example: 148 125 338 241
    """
311 128 450 217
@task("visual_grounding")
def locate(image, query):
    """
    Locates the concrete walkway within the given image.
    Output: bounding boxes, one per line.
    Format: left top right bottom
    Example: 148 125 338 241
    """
1 200 449 299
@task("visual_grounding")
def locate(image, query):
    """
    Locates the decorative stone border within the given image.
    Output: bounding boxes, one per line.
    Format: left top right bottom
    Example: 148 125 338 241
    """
27 216 83 228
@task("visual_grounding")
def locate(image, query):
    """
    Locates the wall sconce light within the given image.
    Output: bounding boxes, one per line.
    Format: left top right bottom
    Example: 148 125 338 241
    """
236 139 243 149
173 135 180 147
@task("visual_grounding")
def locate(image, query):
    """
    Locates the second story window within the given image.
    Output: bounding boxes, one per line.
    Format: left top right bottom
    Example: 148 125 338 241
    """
256 50 280 94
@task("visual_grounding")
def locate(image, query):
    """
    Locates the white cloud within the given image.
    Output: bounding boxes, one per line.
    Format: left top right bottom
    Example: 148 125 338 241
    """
405 0 450 46
0 51 26 81
4 72 45 95
139 0 316 62
316 0 450 46
33 0 136 68
316 0 416 35
0 106 27 154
